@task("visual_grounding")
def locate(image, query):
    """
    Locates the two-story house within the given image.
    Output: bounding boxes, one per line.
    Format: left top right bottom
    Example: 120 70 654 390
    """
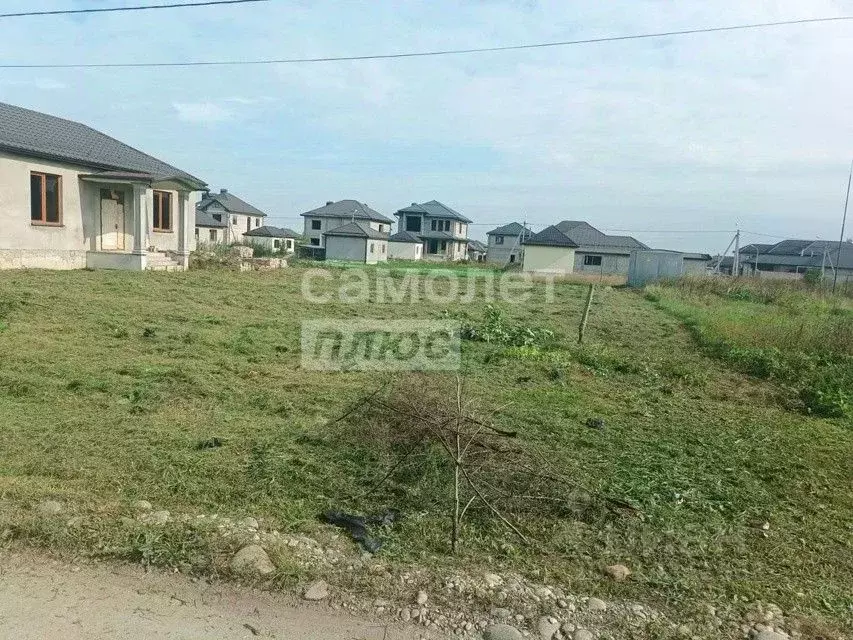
394 200 471 261
485 222 531 265
194 188 267 245
300 200 393 248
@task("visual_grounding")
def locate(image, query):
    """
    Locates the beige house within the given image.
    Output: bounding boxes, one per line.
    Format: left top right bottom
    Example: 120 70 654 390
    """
388 231 423 260
301 200 393 248
243 226 300 253
324 221 389 264
0 102 206 271
194 189 267 246
393 200 470 261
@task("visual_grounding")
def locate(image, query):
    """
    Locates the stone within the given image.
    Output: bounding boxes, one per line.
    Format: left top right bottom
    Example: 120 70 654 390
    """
754 632 788 640
537 616 560 640
240 517 259 530
677 625 692 637
143 510 171 526
484 572 504 588
491 607 512 620
573 631 594 640
416 590 429 605
35 500 63 516
132 500 152 512
586 597 607 612
483 624 524 640
561 622 576 635
604 564 631 582
230 545 275 576
400 608 411 622
303 580 330 601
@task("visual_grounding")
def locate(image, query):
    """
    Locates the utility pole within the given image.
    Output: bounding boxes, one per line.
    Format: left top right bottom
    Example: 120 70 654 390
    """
732 228 741 277
832 159 852 294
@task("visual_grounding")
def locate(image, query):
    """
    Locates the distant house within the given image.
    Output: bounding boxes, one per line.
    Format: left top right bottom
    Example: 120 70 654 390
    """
243 226 300 253
486 222 531 265
323 221 389 264
394 200 471 261
467 240 487 262
301 200 393 248
388 230 423 260
681 252 712 274
0 101 206 271
523 221 647 275
737 239 853 281
195 189 267 246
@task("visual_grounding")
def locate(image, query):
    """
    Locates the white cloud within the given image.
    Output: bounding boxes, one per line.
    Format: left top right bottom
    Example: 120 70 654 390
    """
173 102 233 124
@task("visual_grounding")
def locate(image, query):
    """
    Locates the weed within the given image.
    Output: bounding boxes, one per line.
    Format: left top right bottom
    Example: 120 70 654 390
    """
461 305 555 347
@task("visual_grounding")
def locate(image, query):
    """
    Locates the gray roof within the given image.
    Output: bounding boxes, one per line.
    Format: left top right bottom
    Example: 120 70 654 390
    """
0 101 205 188
487 222 532 238
197 190 266 217
468 240 487 253
525 220 646 251
388 230 422 243
195 210 228 228
395 200 472 223
524 225 580 248
737 239 853 270
301 200 393 224
244 226 300 238
323 221 389 240
738 243 774 255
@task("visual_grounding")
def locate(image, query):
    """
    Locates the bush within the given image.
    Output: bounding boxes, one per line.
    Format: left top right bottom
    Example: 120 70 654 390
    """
461 305 555 348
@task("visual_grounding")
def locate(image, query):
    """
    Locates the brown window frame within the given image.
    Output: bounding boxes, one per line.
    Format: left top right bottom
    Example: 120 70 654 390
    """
152 190 173 232
30 171 63 226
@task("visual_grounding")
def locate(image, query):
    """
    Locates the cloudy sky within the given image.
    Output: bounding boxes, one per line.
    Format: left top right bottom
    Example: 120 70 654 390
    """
1 0 852 251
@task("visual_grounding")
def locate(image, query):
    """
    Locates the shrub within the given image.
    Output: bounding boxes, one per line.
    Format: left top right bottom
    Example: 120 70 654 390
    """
461 305 555 347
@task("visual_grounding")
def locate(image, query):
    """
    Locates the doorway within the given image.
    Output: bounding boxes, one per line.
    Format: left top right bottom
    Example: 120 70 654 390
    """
100 189 126 251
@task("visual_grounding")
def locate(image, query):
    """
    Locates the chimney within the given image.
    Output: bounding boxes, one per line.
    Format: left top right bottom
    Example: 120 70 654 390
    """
411 202 417 206
326 201 334 206
220 188 228 195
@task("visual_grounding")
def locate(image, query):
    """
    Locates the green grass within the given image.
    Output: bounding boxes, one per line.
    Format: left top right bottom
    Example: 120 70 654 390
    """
0 268 851 633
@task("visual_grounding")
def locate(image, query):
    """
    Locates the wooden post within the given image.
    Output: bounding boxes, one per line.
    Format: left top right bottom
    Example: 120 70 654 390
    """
578 284 595 345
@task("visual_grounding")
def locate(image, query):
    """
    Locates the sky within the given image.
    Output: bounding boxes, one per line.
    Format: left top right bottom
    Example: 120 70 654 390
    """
1 0 853 251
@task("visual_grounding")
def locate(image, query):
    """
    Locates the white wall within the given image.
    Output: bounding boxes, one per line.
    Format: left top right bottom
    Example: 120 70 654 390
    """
574 251 630 275
523 246 576 274
389 241 421 260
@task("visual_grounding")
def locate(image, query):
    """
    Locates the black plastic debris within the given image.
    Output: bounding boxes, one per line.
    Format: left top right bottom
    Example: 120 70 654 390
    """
585 417 605 430
195 436 226 450
321 509 400 553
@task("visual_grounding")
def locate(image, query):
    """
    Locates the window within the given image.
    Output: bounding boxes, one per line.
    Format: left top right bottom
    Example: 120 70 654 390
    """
274 239 281 249
194 228 199 239
152 191 172 231
255 218 260 227
509 254 516 263
431 220 437 231
444 220 451 231
440 240 447 251
381 244 386 254
247 217 251 233
311 219 322 230
494 236 504 245
232 216 237 225
30 172 62 225
286 240 293 250
369 242 375 254
457 222 462 234
310 237 320 246
583 255 603 266
213 213 222 222
405 216 421 232
209 229 217 241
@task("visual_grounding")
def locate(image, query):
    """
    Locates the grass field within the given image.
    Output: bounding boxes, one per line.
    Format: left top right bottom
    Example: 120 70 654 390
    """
0 268 850 634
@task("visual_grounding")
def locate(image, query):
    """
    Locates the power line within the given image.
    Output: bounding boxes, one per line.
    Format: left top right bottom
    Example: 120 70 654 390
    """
0 0 268 19
0 15 850 68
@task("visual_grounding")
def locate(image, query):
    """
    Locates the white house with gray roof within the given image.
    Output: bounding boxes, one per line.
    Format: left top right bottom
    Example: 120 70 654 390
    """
195 188 267 246
0 102 206 271
394 200 471 261
388 230 424 260
486 222 532 265
243 226 301 253
300 200 393 248
323 221 389 264
523 221 648 275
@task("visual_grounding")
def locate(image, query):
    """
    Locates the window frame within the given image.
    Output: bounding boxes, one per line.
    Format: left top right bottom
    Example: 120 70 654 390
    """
30 171 63 226
209 229 217 241
152 190 173 232
494 235 504 245
583 254 603 266
311 219 322 230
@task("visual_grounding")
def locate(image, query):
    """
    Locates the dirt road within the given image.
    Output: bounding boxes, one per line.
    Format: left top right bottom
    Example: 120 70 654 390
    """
0 551 442 639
